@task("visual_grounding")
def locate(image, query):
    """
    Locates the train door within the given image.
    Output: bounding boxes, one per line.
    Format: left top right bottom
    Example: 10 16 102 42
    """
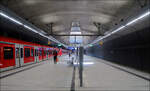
34 47 39 63
24 46 35 64
31 48 35 62
39 48 42 61
20 45 24 66
36 48 39 62
15 44 21 67
0 43 15 68
47 48 49 59
43 48 47 60
42 48 44 60
35 47 39 62
42 48 46 60
0 45 2 67
34 48 37 62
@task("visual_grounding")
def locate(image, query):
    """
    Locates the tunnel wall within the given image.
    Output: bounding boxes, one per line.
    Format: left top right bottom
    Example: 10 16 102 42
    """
86 27 150 73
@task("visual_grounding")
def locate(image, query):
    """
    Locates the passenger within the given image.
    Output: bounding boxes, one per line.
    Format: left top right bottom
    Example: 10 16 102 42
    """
58 49 62 56
53 50 58 64
69 52 71 58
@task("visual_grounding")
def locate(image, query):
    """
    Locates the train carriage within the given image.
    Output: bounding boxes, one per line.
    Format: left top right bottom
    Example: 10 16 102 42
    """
0 43 16 70
0 36 58 72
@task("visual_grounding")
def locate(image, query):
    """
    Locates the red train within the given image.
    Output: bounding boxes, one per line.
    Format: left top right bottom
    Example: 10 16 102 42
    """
0 36 64 72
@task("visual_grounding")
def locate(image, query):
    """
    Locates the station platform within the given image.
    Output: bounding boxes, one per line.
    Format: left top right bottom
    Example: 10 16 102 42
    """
0 55 73 90
0 55 149 91
75 56 150 91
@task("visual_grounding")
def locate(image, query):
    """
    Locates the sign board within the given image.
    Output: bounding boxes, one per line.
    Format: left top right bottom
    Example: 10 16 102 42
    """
100 41 103 45
48 41 51 45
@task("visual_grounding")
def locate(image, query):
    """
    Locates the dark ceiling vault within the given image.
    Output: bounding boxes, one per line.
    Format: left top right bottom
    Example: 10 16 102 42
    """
0 0 149 45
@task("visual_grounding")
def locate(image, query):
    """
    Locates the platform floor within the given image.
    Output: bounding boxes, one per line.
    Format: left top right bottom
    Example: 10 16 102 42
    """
0 56 73 90
0 55 149 90
76 55 150 91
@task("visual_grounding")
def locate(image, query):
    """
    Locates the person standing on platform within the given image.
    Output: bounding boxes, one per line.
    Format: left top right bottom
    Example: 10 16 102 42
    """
69 52 71 58
53 50 58 64
58 49 62 56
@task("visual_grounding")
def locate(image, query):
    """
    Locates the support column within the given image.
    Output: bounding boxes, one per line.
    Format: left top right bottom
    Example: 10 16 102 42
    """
79 46 84 87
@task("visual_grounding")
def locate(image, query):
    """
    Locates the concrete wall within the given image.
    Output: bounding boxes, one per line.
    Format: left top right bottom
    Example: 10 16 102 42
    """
86 27 150 73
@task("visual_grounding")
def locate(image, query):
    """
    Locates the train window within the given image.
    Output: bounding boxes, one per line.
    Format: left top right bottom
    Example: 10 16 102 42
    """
35 50 36 56
25 48 30 57
21 48 23 58
4 47 13 59
39 50 42 56
47 50 49 55
31 49 34 57
16 48 19 58
36 50 38 56
44 50 46 56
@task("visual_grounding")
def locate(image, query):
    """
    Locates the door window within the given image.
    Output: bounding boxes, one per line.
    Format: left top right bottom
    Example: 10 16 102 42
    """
21 48 23 58
44 50 46 56
39 50 42 56
31 49 34 57
47 50 49 55
36 50 38 56
16 48 19 58
35 50 36 56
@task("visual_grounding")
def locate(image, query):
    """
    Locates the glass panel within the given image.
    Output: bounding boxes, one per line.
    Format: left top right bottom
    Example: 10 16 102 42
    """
39 49 42 56
31 49 34 57
70 32 82 44
35 50 36 56
21 48 23 58
25 48 30 57
36 50 38 56
44 50 46 56
47 50 49 55
71 27 80 31
4 47 13 59
16 48 19 58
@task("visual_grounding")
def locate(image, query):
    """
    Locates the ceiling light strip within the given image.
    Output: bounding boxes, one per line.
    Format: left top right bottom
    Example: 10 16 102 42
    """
126 11 150 26
0 12 23 25
24 25 38 33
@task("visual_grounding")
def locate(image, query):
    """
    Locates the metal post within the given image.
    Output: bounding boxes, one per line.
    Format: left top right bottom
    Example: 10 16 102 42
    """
79 46 84 87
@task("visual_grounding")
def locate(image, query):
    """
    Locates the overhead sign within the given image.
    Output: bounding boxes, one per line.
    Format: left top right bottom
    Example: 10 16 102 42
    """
99 41 103 45
48 41 51 45
68 46 75 50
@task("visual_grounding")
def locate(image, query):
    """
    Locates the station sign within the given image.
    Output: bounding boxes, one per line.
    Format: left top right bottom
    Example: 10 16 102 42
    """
67 46 75 50
48 41 51 45
99 41 103 45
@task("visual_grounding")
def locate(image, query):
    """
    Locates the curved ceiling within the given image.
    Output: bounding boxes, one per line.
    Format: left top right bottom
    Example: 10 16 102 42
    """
0 0 147 45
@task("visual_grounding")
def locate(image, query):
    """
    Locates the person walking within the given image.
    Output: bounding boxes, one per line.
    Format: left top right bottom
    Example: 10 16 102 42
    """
53 50 58 64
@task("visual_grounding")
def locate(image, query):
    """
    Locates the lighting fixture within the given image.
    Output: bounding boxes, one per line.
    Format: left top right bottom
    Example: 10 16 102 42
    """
0 12 23 25
24 25 38 33
111 25 125 34
126 11 150 26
